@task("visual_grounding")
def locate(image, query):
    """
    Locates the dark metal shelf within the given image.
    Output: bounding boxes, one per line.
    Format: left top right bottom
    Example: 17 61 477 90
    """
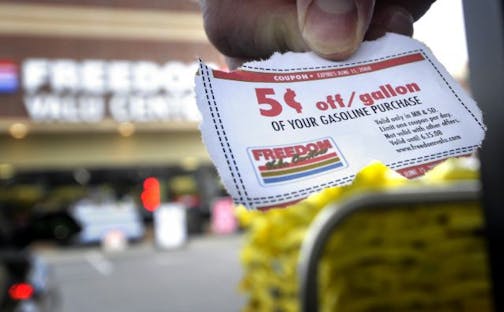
298 181 481 312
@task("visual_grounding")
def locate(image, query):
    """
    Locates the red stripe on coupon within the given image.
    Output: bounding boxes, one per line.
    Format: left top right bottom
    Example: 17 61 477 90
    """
258 152 339 171
213 53 424 82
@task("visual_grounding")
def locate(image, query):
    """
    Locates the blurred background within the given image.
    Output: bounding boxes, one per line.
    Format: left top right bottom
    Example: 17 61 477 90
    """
0 1 473 311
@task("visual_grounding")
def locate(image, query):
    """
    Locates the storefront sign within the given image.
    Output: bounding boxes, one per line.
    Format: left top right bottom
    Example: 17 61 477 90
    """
21 59 203 122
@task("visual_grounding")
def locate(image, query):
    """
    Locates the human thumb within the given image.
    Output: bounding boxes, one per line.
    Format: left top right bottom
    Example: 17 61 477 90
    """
297 0 375 60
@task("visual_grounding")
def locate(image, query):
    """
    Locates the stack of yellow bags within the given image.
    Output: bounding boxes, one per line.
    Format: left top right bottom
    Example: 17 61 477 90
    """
236 159 493 312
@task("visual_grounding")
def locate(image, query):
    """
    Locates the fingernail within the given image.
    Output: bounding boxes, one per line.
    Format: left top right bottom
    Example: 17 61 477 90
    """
315 0 355 14
301 0 359 59
384 9 414 36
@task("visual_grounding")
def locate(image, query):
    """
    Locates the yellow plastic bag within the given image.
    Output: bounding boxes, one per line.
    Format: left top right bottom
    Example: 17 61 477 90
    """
236 158 492 312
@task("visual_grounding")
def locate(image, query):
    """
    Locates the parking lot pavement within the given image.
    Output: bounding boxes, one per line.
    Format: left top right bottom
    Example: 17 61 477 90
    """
37 234 246 312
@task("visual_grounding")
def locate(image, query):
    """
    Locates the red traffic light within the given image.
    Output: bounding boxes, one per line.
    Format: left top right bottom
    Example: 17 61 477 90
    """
141 177 160 212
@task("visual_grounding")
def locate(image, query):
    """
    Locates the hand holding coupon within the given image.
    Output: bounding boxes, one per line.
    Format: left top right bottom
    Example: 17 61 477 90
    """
195 34 485 210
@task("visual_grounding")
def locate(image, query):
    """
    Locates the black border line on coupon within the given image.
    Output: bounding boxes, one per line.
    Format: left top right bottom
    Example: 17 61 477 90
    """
200 62 250 207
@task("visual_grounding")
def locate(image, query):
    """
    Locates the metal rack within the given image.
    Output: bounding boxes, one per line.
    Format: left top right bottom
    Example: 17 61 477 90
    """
298 182 481 311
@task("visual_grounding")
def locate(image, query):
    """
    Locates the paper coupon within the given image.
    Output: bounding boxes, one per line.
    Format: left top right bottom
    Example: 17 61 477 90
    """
195 33 485 210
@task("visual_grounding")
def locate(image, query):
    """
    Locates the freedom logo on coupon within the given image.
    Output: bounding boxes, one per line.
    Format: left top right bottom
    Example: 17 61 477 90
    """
248 137 347 186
